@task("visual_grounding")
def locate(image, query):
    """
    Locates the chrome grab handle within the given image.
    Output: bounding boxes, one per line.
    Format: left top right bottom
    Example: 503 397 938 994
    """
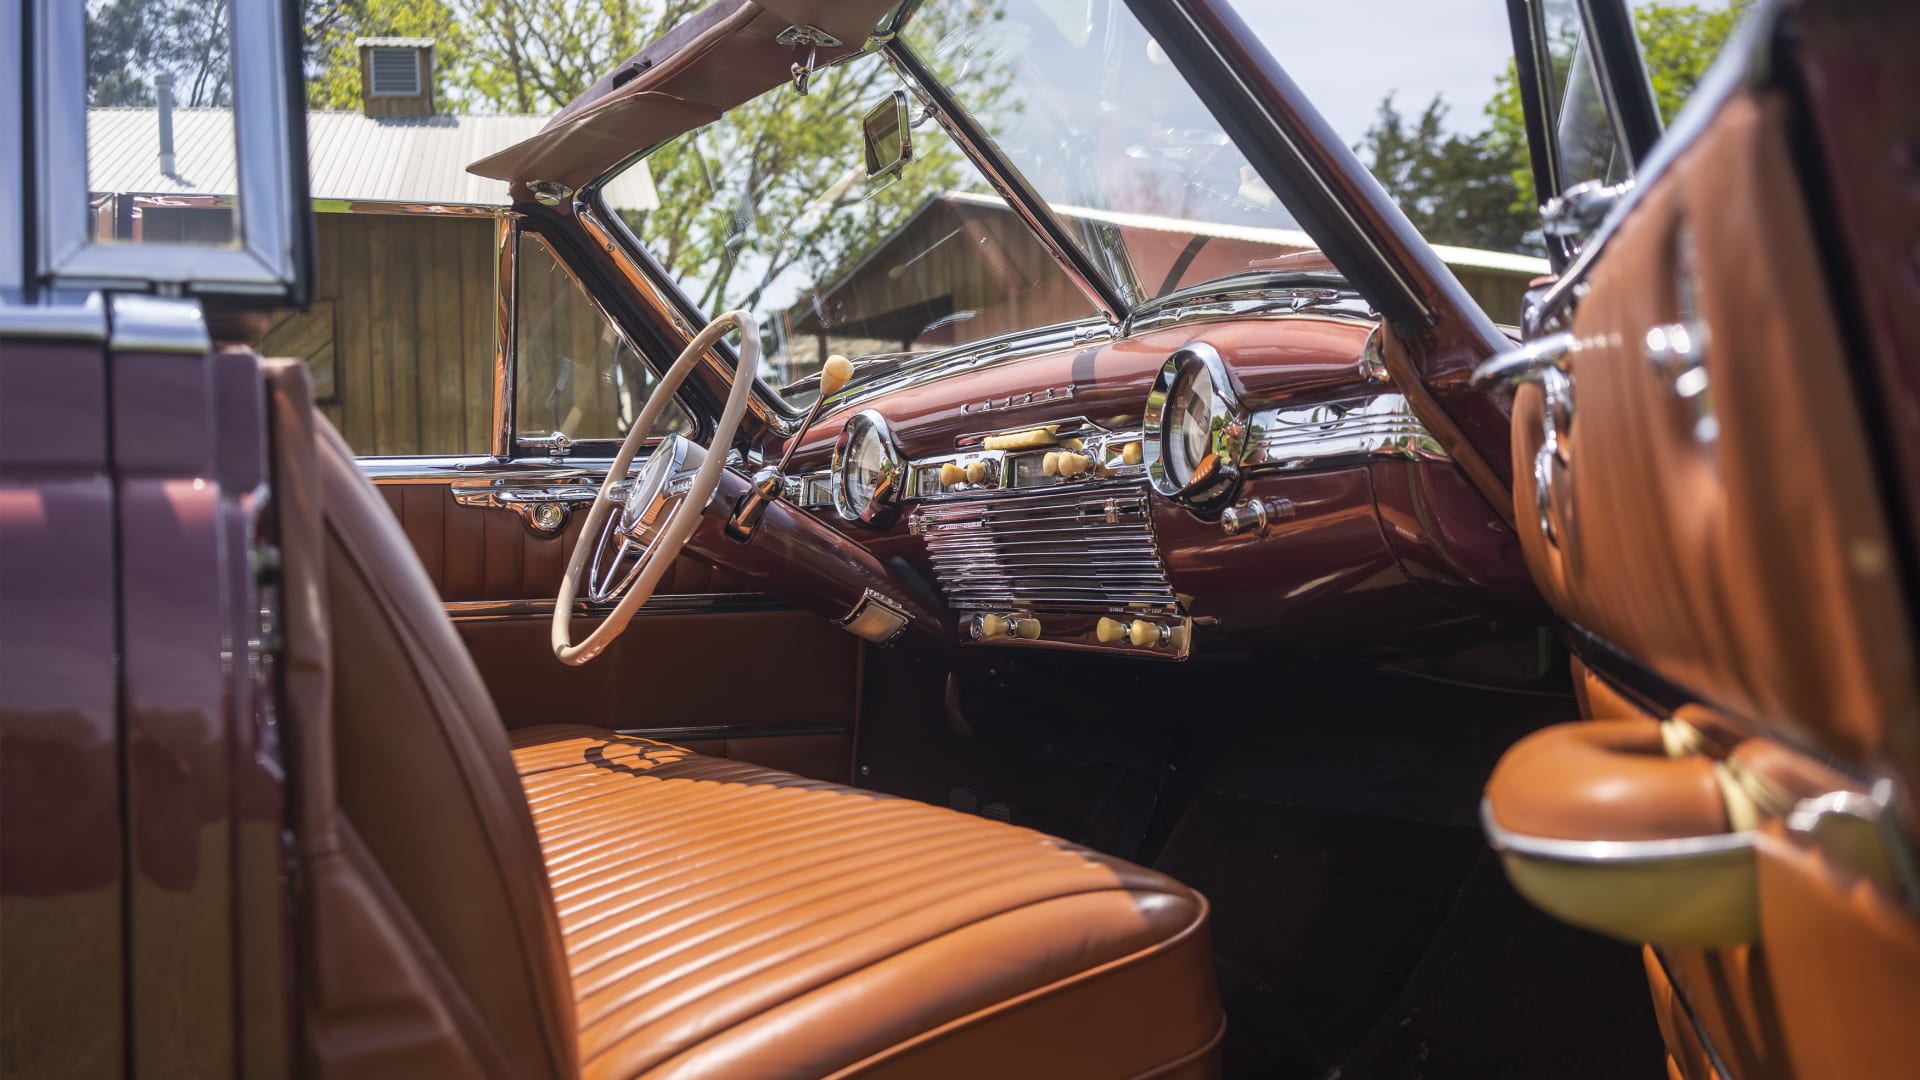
1471 331 1574 390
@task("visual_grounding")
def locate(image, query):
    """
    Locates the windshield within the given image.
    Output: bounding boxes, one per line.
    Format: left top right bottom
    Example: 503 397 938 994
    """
601 49 1093 408
898 0 1313 308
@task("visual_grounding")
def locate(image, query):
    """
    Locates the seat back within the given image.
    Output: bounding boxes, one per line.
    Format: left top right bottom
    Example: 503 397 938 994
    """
265 360 577 1079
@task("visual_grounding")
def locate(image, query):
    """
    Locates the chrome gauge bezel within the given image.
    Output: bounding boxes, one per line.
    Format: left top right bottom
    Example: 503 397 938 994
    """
1144 342 1245 506
832 409 907 527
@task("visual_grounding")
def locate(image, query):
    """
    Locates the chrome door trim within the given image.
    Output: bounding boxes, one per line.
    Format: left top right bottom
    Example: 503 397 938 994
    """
1482 799 1757 864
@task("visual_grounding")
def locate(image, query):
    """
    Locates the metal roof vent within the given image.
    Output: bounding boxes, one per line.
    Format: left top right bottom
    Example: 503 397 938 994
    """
357 38 435 117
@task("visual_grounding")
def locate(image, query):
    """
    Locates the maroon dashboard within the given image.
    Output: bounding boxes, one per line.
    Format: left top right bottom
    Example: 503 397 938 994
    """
753 311 1539 661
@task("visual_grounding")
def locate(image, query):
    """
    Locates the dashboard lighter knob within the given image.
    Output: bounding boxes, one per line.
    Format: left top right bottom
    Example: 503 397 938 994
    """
818 354 855 399
978 613 1010 639
939 462 966 487
1056 452 1092 478
1120 440 1144 466
1096 616 1127 644
964 460 988 484
1128 620 1162 648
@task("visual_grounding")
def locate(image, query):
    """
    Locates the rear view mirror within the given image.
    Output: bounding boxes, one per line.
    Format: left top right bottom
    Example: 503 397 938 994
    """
862 90 913 181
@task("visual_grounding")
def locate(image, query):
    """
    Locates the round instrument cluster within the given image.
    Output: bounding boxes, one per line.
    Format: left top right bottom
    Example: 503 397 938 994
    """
1144 342 1245 506
832 409 906 527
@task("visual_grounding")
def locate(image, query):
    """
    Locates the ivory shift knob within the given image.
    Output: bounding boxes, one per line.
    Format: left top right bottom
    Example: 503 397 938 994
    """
818 355 855 398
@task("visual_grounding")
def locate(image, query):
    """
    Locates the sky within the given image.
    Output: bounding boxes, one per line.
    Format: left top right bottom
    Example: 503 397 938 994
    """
1229 0 1520 149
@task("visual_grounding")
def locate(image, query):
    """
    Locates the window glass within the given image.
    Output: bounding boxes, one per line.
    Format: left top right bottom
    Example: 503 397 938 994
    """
514 233 692 446
85 0 240 245
901 0 1312 307
605 49 1092 409
259 211 495 456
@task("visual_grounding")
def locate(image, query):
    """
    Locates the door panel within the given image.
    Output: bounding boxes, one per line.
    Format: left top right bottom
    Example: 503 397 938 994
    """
1512 90 1918 790
1488 32 1920 1080
371 473 862 782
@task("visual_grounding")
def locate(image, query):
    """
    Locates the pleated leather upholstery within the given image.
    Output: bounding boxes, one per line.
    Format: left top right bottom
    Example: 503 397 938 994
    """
511 724 1225 1080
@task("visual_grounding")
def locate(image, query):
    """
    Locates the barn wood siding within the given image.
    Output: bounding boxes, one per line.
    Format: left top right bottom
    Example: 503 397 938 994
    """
262 212 498 456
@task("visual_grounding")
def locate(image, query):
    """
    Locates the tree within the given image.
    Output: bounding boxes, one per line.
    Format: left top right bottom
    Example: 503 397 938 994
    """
1482 0 1755 239
1356 94 1534 253
455 0 703 113
303 0 464 110
86 0 233 107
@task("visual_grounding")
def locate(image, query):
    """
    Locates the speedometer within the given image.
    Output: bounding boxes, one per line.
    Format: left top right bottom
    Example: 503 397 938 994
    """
1145 342 1243 506
832 410 905 527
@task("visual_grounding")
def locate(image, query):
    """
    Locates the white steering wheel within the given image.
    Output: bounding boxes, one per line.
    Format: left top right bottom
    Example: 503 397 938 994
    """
552 310 759 665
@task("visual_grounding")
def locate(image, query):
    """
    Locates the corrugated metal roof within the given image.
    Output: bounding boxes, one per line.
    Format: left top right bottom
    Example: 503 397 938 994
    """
354 37 435 48
85 108 657 210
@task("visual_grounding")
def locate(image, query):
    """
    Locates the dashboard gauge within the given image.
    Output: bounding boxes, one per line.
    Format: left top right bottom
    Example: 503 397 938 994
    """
832 410 906 527
1145 342 1243 505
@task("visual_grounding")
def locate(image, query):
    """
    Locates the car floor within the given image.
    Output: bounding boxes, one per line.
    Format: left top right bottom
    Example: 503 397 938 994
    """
857 645 1666 1078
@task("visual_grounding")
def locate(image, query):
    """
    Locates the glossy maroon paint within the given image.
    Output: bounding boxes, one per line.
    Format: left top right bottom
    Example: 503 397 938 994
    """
0 337 124 1078
754 314 1531 648
682 446 959 659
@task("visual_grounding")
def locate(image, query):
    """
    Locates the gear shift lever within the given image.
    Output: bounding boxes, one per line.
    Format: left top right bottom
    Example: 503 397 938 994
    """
726 354 854 540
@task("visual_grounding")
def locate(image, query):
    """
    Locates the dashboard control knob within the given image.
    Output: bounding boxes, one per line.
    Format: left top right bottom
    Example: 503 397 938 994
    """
939 462 966 487
1221 496 1295 537
1096 616 1127 644
1012 616 1041 640
978 613 1009 639
975 612 1041 640
1057 452 1092 477
1042 451 1062 477
1128 620 1162 648
1120 440 1144 466
964 460 988 484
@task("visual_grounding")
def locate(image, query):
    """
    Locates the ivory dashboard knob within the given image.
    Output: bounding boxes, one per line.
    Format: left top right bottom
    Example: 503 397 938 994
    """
1120 440 1144 466
1056 452 1092 477
939 462 966 487
1010 616 1042 640
1042 451 1062 477
1128 620 1162 648
964 460 987 484
819 354 855 398
1166 621 1191 653
1096 616 1127 644
978 613 1010 638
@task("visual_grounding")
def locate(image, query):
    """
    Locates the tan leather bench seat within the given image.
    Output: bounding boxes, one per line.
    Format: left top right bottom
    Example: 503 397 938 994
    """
510 724 1223 1079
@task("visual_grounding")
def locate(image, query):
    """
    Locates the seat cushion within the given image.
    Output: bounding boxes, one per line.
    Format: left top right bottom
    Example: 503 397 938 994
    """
511 724 1224 1080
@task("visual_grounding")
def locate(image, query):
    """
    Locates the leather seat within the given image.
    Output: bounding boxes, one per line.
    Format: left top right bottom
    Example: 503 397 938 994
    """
262 359 1224 1079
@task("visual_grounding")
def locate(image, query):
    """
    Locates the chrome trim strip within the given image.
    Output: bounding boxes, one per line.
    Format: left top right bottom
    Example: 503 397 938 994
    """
835 588 913 646
0 292 108 339
444 593 792 621
1480 799 1757 864
492 214 517 459
615 722 849 742
1125 274 1373 335
108 294 210 354
1242 393 1447 474
360 455 626 482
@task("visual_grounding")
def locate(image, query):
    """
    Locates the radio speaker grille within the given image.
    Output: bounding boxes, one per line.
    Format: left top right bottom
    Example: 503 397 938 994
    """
911 482 1178 614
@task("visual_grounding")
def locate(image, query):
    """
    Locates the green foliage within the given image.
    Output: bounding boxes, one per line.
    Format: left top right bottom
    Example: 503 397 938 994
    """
86 0 233 107
455 0 702 113
304 0 463 110
1367 0 1754 255
1357 94 1535 254
631 55 966 319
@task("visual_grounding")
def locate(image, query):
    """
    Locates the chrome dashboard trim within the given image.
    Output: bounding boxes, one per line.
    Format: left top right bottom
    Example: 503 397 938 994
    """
1145 342 1245 504
831 409 907 527
1123 273 1373 335
1242 393 1447 474
836 588 913 646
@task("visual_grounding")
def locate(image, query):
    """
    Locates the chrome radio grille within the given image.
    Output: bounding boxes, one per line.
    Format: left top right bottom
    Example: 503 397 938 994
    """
910 482 1179 615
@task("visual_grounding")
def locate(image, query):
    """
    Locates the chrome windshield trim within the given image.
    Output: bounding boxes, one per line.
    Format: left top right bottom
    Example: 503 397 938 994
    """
881 40 1130 325
108 294 211 354
1481 799 1756 864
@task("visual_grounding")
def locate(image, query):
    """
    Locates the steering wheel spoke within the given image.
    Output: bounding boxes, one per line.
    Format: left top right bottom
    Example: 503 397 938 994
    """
552 310 762 665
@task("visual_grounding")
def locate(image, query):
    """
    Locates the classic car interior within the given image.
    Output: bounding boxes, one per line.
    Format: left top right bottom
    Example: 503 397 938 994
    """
2 0 1916 1077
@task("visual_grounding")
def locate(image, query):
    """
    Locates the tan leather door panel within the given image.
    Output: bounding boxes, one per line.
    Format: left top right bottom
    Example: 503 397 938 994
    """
373 477 859 782
1512 90 1918 791
1493 82 1920 1080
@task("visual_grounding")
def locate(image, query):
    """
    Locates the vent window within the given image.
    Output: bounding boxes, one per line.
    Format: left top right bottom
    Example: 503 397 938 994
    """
368 48 421 96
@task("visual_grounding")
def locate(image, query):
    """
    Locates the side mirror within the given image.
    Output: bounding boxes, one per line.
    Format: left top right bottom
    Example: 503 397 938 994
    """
862 90 914 181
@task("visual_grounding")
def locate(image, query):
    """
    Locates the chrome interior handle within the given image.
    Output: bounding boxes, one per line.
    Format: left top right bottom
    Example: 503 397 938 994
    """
1471 331 1574 389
